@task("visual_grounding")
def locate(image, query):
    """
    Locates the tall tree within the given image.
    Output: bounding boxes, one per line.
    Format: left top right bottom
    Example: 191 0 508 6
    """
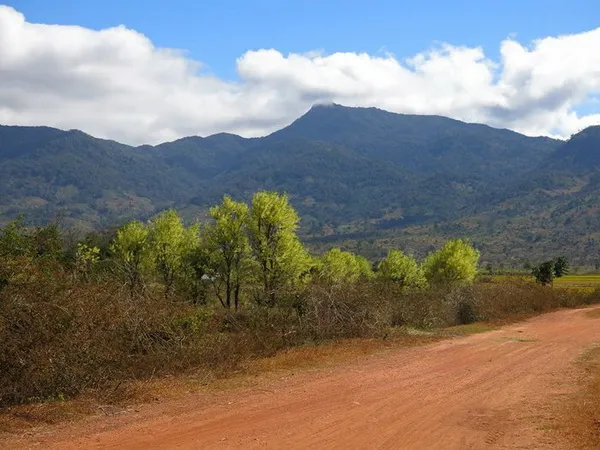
422 239 480 287
0 216 32 258
183 229 211 305
377 249 426 288
110 220 151 294
553 256 570 278
204 196 250 310
318 248 374 284
532 260 555 285
246 191 311 306
148 210 192 298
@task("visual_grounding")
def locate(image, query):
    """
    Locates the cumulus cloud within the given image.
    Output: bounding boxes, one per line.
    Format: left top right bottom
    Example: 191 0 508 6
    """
1 5 599 145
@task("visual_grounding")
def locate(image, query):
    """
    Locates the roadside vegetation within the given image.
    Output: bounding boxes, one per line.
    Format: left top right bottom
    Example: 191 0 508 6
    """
1 191 599 410
559 344 600 449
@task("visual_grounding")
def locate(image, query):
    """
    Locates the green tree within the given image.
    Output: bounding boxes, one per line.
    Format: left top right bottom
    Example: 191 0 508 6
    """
0 218 62 261
318 248 374 284
422 239 480 287
0 216 32 258
532 260 555 285
110 220 150 294
148 210 192 297
204 196 250 310
32 222 63 260
0 217 33 293
355 254 375 280
553 256 569 278
183 230 211 305
246 191 311 306
74 242 100 281
377 249 426 288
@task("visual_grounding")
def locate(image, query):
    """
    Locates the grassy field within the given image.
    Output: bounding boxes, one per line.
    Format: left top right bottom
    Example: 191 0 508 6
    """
486 274 600 291
553 275 600 289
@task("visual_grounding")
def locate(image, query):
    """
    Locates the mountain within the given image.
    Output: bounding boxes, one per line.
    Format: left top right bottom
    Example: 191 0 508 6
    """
319 126 599 267
187 105 562 227
270 104 559 181
0 126 199 228
2 105 598 265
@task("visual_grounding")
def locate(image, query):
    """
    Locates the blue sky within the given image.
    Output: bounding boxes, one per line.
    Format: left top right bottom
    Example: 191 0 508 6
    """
8 0 600 80
1 1 600 143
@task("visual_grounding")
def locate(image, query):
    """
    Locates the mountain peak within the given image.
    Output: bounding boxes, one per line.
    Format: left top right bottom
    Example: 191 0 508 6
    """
304 103 386 117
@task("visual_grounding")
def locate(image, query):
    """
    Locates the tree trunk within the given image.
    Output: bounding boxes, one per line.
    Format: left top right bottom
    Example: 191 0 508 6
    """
225 273 231 309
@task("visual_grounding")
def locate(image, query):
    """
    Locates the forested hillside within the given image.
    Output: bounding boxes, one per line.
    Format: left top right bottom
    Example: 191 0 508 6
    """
1 105 598 264
314 125 600 267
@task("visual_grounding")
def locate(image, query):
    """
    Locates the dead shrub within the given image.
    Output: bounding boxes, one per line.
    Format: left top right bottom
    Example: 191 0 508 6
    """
2 263 599 410
389 288 455 328
474 280 580 321
298 282 390 340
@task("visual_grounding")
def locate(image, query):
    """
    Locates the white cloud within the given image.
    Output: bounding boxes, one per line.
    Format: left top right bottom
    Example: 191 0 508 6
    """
1 5 600 145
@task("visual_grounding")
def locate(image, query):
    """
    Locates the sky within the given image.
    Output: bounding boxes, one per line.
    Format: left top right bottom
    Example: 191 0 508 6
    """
1 0 600 144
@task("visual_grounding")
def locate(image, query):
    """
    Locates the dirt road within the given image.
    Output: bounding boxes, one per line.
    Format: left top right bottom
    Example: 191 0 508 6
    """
10 307 600 449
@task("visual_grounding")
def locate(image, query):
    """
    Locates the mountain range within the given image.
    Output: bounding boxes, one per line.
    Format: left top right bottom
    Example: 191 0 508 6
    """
1 104 598 266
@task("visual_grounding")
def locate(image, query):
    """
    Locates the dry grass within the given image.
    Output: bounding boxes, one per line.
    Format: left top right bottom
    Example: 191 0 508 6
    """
558 347 600 449
440 322 498 336
0 310 552 439
1 263 599 440
585 308 600 319
0 330 444 438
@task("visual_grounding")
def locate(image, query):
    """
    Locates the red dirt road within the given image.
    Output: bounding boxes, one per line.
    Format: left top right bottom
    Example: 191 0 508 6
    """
9 307 600 449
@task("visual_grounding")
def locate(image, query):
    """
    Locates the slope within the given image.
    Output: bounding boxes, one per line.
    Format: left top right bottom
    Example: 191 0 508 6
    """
271 104 560 181
0 105 571 262
0 128 197 228
324 127 599 266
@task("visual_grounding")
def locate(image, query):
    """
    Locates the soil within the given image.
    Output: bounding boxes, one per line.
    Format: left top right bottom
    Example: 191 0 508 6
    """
5 307 600 449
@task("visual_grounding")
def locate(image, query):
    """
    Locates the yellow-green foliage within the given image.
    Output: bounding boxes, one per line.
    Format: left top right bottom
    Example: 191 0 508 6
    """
75 242 100 279
110 220 150 265
318 248 374 284
110 220 151 291
377 249 426 288
203 196 250 309
355 254 375 280
3 200 600 410
148 210 196 296
422 239 480 287
247 191 312 305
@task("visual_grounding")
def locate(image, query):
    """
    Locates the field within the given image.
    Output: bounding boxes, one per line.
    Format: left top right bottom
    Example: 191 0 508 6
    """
553 274 600 289
488 274 600 291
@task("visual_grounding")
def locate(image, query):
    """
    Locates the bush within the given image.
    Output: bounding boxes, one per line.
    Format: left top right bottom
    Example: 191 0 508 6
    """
1 258 599 408
389 288 454 328
298 282 388 340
